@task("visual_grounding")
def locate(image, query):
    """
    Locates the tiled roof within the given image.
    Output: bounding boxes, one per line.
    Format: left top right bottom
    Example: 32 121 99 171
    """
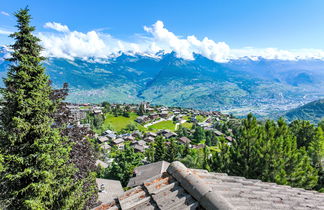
95 161 324 210
127 161 170 188
96 178 124 204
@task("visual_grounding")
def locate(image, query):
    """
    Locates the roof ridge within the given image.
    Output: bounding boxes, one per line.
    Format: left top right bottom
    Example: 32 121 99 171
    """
167 161 236 210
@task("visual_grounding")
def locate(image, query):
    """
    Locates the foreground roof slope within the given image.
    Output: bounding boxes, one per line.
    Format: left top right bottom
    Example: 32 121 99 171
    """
127 161 170 188
95 161 324 210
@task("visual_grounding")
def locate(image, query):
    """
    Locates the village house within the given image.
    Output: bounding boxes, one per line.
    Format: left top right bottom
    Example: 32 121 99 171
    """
123 135 135 141
178 136 191 144
135 115 149 124
111 138 124 149
145 132 157 138
159 111 169 118
132 130 143 138
100 143 111 151
144 136 155 143
97 136 109 144
148 113 159 120
157 129 170 135
164 131 177 139
214 130 224 136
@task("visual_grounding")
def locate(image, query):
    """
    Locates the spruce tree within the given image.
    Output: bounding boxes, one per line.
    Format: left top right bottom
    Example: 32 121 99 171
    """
154 135 167 161
166 138 178 162
0 8 84 209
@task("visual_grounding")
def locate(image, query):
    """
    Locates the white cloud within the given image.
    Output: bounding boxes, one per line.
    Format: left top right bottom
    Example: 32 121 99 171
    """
0 29 11 35
144 20 230 62
35 20 324 62
44 22 69 33
1 11 9 16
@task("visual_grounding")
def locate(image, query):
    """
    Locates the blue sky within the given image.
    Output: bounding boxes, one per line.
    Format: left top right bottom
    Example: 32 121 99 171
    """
2 0 324 61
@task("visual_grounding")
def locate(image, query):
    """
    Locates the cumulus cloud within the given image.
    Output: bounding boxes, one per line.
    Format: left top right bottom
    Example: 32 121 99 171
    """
36 20 324 62
1 11 9 16
144 20 230 62
44 22 69 33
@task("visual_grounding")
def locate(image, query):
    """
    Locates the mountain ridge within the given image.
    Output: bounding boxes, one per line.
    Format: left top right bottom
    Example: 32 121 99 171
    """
0 46 324 118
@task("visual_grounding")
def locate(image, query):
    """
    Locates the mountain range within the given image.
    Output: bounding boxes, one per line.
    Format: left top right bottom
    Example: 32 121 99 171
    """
1 46 324 118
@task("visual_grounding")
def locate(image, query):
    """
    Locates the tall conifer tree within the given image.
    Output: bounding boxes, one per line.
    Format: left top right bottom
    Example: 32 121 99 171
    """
0 8 85 209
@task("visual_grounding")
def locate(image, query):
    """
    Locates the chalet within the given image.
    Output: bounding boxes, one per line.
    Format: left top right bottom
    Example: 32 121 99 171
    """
148 113 159 120
157 129 170 135
144 136 155 143
93 109 103 115
97 136 109 143
214 130 224 136
135 115 149 123
164 132 177 139
132 130 143 138
95 160 108 169
123 135 135 141
145 132 157 138
100 144 111 151
159 111 169 118
132 144 145 153
178 136 191 144
105 133 116 140
111 138 124 149
137 140 146 146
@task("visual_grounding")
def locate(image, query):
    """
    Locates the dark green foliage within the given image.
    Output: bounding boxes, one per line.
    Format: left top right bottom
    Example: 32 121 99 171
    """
192 125 205 144
176 125 190 137
165 138 179 162
103 145 144 186
212 114 319 190
101 101 110 113
154 135 167 161
0 8 85 209
82 112 105 130
137 103 146 116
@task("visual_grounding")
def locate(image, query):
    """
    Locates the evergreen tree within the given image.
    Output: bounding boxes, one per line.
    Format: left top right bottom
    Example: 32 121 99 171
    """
192 125 205 144
212 114 319 190
154 136 167 161
166 138 178 162
0 8 84 209
137 103 146 116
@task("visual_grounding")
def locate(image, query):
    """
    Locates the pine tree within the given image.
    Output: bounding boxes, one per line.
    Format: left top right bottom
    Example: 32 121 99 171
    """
0 8 84 209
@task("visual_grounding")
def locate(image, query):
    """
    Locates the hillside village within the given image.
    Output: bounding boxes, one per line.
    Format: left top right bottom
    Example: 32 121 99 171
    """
66 102 237 158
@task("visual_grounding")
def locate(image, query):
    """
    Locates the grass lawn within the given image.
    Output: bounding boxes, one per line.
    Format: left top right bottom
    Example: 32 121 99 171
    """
196 115 207 122
182 115 190 121
148 120 176 131
182 122 193 129
80 106 91 110
101 112 146 132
